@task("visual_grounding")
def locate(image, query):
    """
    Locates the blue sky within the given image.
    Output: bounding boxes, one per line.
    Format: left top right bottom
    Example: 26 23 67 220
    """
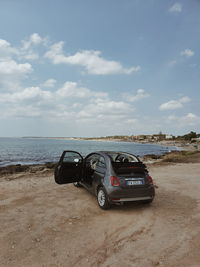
0 0 200 137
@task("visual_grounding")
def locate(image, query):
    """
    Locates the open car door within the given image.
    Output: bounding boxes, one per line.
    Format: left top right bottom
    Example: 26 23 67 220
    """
55 151 83 184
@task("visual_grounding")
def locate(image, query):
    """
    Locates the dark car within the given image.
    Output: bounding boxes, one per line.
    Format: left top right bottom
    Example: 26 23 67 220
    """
54 151 155 209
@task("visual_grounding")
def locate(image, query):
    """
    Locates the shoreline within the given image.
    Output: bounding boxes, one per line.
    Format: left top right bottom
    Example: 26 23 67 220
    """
19 135 200 151
0 137 199 170
1 150 200 176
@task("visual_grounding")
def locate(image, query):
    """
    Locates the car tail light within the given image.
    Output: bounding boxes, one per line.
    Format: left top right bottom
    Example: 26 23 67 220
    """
147 175 153 184
110 176 120 187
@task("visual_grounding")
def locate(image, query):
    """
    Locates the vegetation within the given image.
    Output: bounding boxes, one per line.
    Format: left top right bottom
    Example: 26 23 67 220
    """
161 150 200 163
83 131 200 143
176 131 199 141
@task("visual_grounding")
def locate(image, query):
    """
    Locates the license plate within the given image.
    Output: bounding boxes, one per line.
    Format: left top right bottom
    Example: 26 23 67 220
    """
127 180 143 185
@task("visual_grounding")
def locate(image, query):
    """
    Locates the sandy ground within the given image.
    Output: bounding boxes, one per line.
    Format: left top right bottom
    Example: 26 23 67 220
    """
0 163 200 267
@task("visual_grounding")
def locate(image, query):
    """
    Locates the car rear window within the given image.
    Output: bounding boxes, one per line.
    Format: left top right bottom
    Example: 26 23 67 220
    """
107 152 147 175
112 161 147 175
107 152 139 163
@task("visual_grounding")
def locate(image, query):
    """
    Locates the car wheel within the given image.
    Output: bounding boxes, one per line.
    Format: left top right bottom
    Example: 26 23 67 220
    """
73 182 82 187
97 187 111 210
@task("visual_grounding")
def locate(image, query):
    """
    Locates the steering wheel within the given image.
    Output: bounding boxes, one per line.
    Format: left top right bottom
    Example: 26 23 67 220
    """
115 155 124 162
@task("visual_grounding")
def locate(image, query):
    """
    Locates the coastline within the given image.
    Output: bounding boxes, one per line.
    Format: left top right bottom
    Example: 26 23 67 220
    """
1 150 200 176
5 135 199 152
20 136 200 151
0 136 199 169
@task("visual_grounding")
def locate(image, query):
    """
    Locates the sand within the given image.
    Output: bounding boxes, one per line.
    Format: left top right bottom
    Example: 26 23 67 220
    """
0 162 200 267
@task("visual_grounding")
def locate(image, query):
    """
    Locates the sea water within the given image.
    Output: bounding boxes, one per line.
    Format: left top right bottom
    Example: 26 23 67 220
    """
0 137 177 166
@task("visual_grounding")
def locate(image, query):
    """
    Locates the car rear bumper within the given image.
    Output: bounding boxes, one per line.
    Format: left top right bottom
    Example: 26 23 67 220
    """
111 196 153 202
107 185 155 203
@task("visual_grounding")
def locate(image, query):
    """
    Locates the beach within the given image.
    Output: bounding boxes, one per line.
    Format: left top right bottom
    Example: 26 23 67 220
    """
0 153 200 267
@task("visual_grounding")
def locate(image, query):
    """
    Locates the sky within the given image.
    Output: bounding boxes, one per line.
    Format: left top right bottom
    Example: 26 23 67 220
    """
0 0 200 137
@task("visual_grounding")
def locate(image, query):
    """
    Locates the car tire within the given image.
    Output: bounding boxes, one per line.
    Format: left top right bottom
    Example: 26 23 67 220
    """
73 182 82 187
97 187 111 210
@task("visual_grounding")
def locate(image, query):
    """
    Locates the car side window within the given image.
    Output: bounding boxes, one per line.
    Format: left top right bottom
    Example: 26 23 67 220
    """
95 156 106 174
96 156 106 168
86 154 99 170
63 152 82 163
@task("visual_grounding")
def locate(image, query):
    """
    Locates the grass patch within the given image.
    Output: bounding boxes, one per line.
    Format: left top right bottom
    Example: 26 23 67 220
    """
161 150 200 163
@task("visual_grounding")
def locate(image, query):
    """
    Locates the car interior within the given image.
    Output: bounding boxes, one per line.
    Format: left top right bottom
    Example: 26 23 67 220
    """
83 154 100 186
107 152 147 175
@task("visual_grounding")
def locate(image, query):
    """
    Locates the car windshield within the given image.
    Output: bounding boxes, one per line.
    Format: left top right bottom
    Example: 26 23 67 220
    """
106 152 139 163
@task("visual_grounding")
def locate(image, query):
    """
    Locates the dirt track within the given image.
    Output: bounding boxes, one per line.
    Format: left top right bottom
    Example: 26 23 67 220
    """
0 163 200 267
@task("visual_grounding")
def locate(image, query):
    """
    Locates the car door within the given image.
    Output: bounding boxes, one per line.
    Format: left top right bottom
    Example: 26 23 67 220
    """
92 156 107 194
55 151 83 184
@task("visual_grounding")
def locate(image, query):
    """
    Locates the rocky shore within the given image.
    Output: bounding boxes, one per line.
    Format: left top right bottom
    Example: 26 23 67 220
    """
1 150 199 178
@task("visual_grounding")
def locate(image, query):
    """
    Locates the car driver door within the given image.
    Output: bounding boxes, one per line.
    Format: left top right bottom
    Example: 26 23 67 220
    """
55 151 83 184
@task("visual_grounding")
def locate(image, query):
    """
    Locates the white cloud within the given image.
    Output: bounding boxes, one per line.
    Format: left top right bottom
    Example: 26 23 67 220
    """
160 100 182 110
56 81 108 98
42 79 57 88
0 60 32 75
22 52 39 60
0 59 33 92
19 33 49 61
0 39 18 60
0 34 141 130
0 87 52 103
123 89 150 102
124 118 138 124
168 113 200 127
180 49 194 57
169 3 182 13
179 96 191 103
21 33 47 50
0 78 137 129
0 34 47 62
45 42 141 75
74 98 134 124
159 96 190 111
0 39 10 48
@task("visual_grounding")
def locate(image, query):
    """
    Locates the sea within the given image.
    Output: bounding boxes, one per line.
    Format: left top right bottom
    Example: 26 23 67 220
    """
0 137 178 167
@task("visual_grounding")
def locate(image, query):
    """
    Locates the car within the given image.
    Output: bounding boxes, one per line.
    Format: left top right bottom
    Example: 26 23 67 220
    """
54 151 155 209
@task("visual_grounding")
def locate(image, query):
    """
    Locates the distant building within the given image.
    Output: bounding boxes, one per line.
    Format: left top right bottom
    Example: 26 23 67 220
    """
165 135 173 139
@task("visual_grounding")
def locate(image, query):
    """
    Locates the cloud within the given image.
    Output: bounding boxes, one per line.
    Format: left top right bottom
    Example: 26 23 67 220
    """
0 60 32 75
169 3 182 13
0 34 141 130
0 59 33 92
159 96 190 111
0 87 52 103
42 79 57 88
0 34 47 61
74 98 133 123
56 81 108 98
0 34 49 92
21 33 47 50
123 89 150 102
19 33 49 60
0 39 18 60
180 49 195 58
168 113 200 127
124 118 138 124
0 79 136 128
45 42 141 75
